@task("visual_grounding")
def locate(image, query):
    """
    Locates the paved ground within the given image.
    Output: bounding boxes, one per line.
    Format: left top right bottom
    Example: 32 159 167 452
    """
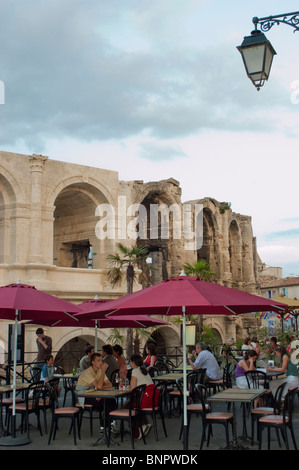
0 387 298 456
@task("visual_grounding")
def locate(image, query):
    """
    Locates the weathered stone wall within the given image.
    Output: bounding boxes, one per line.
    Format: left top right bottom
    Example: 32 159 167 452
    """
0 151 259 358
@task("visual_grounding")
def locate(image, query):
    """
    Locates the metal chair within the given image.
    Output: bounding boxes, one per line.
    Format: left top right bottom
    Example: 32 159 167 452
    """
141 382 168 441
250 380 286 445
8 381 44 438
195 383 234 450
107 384 146 449
48 379 81 445
258 386 298 450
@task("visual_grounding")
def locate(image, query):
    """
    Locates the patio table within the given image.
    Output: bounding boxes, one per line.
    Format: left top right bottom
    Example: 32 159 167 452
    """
76 387 131 446
207 387 266 450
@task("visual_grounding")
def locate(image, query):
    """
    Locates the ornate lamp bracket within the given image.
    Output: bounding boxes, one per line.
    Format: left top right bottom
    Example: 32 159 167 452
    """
252 11 299 33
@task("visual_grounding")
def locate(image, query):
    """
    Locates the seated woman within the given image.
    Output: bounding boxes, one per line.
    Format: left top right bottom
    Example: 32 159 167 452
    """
267 345 299 399
129 354 153 438
143 342 157 369
235 349 259 388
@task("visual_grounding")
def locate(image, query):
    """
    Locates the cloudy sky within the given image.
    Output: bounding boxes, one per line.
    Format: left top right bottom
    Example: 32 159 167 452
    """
1 0 299 277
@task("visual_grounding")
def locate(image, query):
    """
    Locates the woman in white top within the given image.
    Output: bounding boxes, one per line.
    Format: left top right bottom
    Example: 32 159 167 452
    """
129 354 153 390
129 354 153 438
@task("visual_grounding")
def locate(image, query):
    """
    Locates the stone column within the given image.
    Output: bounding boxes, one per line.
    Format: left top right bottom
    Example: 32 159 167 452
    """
28 154 48 263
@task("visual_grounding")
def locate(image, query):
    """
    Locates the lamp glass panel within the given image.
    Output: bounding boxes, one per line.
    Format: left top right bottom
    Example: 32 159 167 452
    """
242 44 266 74
264 44 275 78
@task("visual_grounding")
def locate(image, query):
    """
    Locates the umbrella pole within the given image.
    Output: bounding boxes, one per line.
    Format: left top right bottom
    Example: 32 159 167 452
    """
11 311 18 437
0 310 30 446
182 306 188 450
95 320 98 352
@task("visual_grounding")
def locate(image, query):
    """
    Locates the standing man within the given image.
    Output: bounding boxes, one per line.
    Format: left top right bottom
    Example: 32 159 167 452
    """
79 344 94 371
187 342 222 383
32 328 52 381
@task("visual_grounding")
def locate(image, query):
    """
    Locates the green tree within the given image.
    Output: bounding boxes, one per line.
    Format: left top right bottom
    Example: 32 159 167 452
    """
106 243 150 358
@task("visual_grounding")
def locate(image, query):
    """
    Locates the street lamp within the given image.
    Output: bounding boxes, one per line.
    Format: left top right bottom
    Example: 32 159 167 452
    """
237 11 299 90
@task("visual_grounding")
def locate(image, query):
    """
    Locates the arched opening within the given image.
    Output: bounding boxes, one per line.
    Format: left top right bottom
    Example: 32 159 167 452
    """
229 220 242 285
54 335 105 373
53 183 109 269
136 191 180 283
197 208 219 278
0 174 17 264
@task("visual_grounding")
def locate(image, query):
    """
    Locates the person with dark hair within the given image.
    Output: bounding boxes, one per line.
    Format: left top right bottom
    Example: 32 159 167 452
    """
79 344 94 371
143 342 157 368
32 328 52 382
235 349 259 388
36 328 52 362
129 354 153 438
101 344 118 382
267 345 299 399
129 354 153 390
112 344 127 380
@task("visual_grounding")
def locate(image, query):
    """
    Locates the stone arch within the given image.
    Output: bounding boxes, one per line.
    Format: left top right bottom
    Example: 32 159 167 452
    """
229 220 242 285
135 182 183 283
0 172 19 264
149 325 180 353
52 180 116 270
197 205 220 278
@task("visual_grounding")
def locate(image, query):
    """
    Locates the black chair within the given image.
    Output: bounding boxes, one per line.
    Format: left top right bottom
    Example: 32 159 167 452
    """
250 380 286 445
107 384 146 449
258 386 298 450
195 383 234 450
245 370 272 405
8 381 44 438
176 377 209 446
62 376 78 407
48 378 81 445
155 361 170 375
39 377 60 433
207 363 232 394
141 382 168 441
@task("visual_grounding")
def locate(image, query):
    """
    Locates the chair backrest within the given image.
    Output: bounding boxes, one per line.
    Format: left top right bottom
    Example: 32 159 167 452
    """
223 363 233 388
194 383 209 416
148 367 158 377
155 361 170 375
129 384 146 415
26 381 45 409
281 387 298 423
245 370 268 389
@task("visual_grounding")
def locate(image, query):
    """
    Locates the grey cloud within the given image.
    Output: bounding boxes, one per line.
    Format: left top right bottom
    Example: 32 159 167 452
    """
0 0 295 151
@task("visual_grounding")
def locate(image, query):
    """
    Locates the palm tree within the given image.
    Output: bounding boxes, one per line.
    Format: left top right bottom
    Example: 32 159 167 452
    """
106 243 150 358
183 260 215 281
183 260 215 334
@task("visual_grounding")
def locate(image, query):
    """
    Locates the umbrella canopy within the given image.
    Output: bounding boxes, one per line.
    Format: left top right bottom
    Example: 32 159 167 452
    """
0 283 82 321
76 275 287 450
0 282 83 446
79 276 287 318
272 296 299 310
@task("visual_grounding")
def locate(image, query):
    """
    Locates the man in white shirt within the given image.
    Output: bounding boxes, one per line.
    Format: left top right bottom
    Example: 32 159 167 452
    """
187 342 222 382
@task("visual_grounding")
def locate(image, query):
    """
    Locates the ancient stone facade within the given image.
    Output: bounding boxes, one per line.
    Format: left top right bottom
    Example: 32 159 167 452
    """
0 151 260 364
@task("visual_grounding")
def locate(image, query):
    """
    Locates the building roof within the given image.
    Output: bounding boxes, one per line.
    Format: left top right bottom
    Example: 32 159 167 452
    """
260 276 299 289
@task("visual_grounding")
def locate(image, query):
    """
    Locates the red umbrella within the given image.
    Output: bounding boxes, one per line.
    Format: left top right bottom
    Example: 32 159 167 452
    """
75 275 287 449
0 282 82 447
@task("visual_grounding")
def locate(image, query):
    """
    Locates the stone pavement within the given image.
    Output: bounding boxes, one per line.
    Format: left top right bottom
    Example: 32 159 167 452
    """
1 389 298 454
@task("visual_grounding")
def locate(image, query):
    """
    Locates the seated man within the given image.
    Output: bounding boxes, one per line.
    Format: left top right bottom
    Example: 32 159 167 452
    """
76 353 115 423
187 342 222 383
79 344 94 371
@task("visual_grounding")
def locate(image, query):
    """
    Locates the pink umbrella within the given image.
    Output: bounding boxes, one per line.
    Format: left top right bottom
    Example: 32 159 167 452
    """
0 282 82 446
73 275 287 449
